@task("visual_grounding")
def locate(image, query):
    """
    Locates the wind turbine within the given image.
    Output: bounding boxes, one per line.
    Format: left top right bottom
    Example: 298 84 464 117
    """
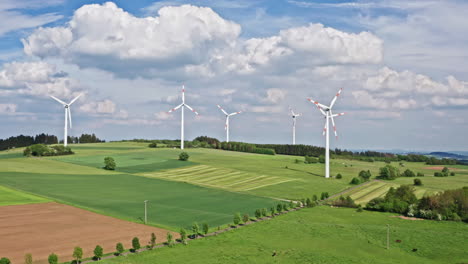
307 88 345 178
217 105 242 142
50 94 82 147
289 107 301 145
167 85 199 149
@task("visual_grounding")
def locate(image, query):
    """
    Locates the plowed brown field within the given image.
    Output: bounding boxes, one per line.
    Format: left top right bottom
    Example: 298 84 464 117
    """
0 202 175 264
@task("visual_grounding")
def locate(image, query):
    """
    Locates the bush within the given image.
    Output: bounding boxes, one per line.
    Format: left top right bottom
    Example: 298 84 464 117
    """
179 152 189 161
116 242 124 256
320 192 329 200
23 144 74 157
242 213 249 223
358 170 371 181
180 228 187 242
94 245 103 260
350 177 360 185
312 194 318 201
192 222 199 237
305 155 318 164
149 233 156 249
336 173 342 179
148 142 157 148
306 198 313 207
0 258 10 264
402 169 416 177
450 172 456 176
414 179 422 186
377 164 400 180
270 207 275 216
282 203 288 211
434 172 447 177
261 208 267 217
132 237 141 251
233 212 241 225
332 196 357 208
202 222 209 235
48 253 58 264
318 155 325 163
25 253 32 264
417 172 425 177
73 246 83 263
255 209 262 218
276 203 283 213
166 232 174 246
104 157 116 170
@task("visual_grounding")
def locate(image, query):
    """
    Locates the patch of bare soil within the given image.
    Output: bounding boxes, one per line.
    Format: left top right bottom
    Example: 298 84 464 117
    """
390 215 424 221
0 202 176 264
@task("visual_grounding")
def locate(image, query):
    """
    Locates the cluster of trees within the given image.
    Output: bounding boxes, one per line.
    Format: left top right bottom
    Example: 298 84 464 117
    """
0 134 58 150
23 144 73 157
66 134 105 144
350 170 372 185
332 196 358 208
217 142 275 155
434 167 456 177
366 185 468 222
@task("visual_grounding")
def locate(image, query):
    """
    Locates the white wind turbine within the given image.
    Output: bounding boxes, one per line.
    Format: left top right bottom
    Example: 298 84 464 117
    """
289 107 302 145
307 88 345 178
50 94 82 147
167 85 199 149
217 105 242 142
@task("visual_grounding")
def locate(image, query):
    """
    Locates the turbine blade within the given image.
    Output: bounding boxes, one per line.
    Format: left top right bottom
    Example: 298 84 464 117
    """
229 111 241 116
185 104 199 115
217 104 228 115
289 106 295 116
319 108 327 116
182 85 185 104
69 93 82 105
329 88 343 108
50 95 67 105
330 112 337 139
307 98 328 110
168 104 183 113
68 107 72 128
225 117 228 130
322 119 327 136
331 112 345 117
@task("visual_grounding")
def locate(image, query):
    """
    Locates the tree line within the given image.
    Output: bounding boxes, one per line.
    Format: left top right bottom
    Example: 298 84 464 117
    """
0 133 104 150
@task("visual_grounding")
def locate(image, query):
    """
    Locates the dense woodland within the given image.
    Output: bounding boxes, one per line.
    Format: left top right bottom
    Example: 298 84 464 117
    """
0 133 104 150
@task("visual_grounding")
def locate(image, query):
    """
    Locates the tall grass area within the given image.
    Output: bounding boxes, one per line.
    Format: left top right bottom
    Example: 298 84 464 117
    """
103 206 468 264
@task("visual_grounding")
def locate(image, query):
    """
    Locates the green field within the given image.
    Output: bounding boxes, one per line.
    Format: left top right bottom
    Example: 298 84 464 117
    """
1 142 467 231
0 185 49 206
103 206 468 264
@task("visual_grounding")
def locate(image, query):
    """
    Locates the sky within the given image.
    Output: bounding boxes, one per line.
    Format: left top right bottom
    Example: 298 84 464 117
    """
0 0 467 152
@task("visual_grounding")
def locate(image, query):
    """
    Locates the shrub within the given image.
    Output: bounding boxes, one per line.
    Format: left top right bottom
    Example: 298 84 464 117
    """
132 237 141 251
414 179 422 186
104 157 116 170
233 212 241 225
242 213 249 223
0 258 10 264
320 192 329 200
148 142 157 148
25 253 32 264
180 228 187 242
402 169 416 177
23 144 74 157
305 155 318 164
306 198 312 207
179 152 189 161
255 209 262 218
276 203 283 213
318 155 325 163
417 172 425 177
73 246 83 263
116 242 124 256
312 194 318 201
332 196 357 208
202 222 209 235
261 208 268 217
253 148 276 155
149 233 156 249
434 172 446 177
166 232 174 246
350 177 360 185
442 167 449 173
48 253 58 264
94 245 103 260
450 172 456 176
358 170 371 181
289 201 295 209
192 222 199 237
270 207 276 216
336 173 342 179
377 164 400 180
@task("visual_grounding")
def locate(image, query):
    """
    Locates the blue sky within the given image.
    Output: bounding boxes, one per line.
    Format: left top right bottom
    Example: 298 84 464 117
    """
1 0 467 151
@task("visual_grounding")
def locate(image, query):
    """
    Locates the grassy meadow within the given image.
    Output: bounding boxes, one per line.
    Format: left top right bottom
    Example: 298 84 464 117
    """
0 185 49 206
1 142 467 230
103 206 468 264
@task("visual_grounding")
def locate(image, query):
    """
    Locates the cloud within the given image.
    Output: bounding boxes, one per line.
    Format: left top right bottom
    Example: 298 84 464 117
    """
0 61 81 98
263 88 286 103
0 103 17 114
22 3 383 78
79 99 117 114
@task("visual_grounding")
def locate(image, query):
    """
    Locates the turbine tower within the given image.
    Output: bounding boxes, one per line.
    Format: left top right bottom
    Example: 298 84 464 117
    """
50 94 82 147
307 88 345 178
217 105 242 142
168 85 199 149
289 107 301 145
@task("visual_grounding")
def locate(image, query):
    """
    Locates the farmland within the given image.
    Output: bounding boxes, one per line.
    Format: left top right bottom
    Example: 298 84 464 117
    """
0 185 49 206
103 206 468 264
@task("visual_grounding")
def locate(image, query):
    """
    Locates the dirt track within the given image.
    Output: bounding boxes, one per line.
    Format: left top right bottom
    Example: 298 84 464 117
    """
0 202 175 264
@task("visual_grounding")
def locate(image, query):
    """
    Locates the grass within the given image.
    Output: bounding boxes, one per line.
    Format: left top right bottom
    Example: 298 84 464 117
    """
102 206 468 264
0 185 49 206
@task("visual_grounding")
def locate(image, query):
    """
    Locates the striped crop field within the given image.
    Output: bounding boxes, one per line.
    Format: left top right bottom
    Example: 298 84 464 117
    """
138 165 297 192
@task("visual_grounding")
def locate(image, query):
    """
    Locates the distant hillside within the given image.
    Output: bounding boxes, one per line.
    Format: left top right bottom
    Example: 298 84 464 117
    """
429 152 468 160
